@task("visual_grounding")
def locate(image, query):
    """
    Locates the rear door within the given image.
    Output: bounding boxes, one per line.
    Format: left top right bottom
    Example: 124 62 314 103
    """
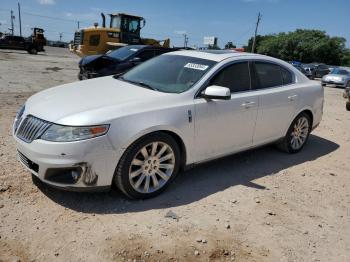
252 61 298 145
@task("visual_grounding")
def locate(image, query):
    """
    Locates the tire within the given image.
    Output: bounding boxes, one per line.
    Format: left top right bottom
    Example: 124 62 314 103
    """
346 101 350 111
114 133 181 199
277 112 311 154
78 72 83 81
28 47 38 55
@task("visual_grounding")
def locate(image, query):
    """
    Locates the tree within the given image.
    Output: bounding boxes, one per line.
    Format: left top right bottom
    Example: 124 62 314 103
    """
224 41 236 49
244 29 349 66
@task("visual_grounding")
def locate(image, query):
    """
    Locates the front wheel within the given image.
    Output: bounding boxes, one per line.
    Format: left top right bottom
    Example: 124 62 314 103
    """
114 133 181 199
278 113 311 153
28 47 38 55
346 101 350 111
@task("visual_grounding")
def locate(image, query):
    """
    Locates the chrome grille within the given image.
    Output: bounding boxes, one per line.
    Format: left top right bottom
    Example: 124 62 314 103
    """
18 151 39 173
16 116 51 143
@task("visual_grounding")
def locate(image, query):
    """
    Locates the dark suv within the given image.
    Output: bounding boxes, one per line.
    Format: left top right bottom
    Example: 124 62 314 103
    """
302 63 330 79
78 45 179 80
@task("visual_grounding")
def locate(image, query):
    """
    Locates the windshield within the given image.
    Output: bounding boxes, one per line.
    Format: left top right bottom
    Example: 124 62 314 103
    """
106 45 143 61
330 68 349 75
121 55 216 93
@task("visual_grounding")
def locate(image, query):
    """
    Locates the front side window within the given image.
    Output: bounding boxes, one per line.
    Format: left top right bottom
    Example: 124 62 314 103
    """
121 55 216 93
254 62 283 89
89 35 100 46
210 62 250 93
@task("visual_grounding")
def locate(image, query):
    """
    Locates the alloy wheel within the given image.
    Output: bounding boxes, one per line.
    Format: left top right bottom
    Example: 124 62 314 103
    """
129 141 175 194
290 116 309 150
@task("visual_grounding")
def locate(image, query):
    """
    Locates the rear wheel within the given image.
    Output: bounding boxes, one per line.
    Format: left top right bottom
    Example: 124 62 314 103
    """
114 133 180 199
28 47 38 55
278 113 311 153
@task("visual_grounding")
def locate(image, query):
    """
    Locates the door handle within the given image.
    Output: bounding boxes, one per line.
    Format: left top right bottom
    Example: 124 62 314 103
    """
288 95 298 101
241 101 256 108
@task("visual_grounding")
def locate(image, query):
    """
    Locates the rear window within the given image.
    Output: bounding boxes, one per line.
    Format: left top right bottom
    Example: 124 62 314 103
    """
281 67 293 85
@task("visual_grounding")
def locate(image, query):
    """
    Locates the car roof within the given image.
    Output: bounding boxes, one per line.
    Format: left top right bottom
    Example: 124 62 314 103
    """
166 50 269 62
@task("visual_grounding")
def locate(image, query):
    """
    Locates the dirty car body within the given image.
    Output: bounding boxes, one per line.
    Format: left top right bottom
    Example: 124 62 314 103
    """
13 50 324 198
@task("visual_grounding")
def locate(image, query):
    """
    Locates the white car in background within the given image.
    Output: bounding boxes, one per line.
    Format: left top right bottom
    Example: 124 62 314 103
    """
13 50 324 199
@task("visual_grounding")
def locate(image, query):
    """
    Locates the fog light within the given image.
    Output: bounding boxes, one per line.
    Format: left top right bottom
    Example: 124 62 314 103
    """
71 170 81 182
45 167 83 184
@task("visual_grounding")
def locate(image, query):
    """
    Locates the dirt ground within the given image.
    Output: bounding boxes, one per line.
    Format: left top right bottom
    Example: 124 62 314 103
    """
0 47 349 262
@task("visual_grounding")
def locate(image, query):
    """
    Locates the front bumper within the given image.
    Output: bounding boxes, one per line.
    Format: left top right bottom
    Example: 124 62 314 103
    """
14 134 119 191
79 68 100 80
322 79 346 87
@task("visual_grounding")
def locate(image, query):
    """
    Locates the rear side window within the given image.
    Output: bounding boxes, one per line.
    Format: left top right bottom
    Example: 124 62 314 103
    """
210 62 250 93
281 67 293 85
254 62 282 89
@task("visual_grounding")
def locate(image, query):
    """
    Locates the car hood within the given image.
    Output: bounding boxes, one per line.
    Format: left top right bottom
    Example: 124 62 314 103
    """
25 76 175 125
323 74 347 79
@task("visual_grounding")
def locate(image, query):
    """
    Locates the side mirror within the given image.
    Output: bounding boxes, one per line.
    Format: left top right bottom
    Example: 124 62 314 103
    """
201 85 231 100
130 57 141 63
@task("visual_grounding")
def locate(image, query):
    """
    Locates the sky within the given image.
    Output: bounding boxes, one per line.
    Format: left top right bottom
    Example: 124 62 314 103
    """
0 0 349 48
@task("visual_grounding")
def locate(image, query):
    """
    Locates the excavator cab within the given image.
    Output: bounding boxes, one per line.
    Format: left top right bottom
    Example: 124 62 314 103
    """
106 13 145 45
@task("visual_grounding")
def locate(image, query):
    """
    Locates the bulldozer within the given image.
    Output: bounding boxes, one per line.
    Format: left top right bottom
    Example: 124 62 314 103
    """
30 27 46 51
69 13 170 57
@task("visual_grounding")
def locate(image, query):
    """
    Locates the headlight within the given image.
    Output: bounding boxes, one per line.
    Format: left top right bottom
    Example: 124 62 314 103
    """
40 124 109 142
14 104 25 132
15 104 25 120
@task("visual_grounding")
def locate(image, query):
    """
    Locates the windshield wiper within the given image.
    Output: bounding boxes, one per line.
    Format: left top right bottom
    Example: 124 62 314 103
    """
114 76 158 91
135 81 158 91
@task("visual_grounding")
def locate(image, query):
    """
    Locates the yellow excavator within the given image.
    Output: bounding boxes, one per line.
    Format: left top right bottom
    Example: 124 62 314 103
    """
69 13 170 57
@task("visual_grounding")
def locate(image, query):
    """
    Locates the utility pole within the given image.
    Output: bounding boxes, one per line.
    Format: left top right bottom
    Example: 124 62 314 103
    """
183 33 188 48
18 2 22 36
59 32 63 42
251 12 262 53
10 10 15 35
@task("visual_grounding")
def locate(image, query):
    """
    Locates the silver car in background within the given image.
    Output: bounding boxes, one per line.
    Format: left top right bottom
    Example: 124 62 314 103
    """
322 68 350 88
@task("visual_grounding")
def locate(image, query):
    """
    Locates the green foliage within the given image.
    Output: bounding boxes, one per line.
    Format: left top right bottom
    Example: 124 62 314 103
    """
246 29 349 66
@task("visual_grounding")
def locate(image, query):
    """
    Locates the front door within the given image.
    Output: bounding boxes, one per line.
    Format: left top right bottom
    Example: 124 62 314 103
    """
194 62 258 162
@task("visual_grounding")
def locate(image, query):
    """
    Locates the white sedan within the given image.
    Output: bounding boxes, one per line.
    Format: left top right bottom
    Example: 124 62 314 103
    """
13 50 324 199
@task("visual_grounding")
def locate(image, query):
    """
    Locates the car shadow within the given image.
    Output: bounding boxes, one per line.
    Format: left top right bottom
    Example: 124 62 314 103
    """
0 50 47 56
34 134 339 214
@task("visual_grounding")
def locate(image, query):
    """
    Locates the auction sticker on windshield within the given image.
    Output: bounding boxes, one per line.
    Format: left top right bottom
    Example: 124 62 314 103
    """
184 63 209 71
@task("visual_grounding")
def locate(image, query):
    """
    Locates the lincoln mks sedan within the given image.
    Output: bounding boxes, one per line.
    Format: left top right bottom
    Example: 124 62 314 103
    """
13 50 324 199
